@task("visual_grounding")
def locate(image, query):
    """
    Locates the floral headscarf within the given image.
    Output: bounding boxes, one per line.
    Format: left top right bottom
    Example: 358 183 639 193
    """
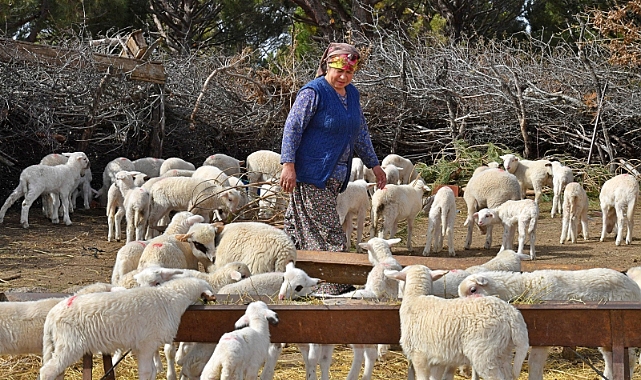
315 42 361 77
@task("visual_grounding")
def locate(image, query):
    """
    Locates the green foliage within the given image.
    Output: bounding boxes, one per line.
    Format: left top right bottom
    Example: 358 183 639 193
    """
416 141 513 188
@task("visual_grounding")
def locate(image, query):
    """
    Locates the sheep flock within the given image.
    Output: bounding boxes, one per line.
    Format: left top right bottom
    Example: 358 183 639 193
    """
0 149 640 380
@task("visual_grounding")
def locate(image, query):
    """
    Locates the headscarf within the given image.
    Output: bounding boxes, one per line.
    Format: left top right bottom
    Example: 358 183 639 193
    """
315 42 361 78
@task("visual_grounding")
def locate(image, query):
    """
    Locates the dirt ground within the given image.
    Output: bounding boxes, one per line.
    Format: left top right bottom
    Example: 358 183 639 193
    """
1 194 640 292
1 194 641 380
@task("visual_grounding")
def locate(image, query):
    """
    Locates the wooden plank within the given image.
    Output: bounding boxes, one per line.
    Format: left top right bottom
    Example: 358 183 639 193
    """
0 38 166 84
294 250 627 285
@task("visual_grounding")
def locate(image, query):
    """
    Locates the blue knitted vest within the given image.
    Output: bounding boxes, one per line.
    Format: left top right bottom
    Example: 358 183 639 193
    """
295 77 361 189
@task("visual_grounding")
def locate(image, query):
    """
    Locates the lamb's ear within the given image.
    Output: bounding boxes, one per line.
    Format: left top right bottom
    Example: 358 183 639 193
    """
230 271 243 281
386 238 402 246
238 160 246 166
211 221 225 234
175 233 191 242
235 314 250 329
265 310 279 326
61 152 72 157
358 242 371 251
397 167 404 171
160 268 184 281
285 261 296 271
472 212 479 220
384 269 405 281
430 269 448 281
474 275 489 286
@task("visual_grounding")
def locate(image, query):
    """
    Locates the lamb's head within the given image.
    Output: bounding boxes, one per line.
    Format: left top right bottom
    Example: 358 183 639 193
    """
384 265 446 296
176 222 222 262
64 152 90 172
358 237 401 265
410 178 430 194
473 208 495 233
458 273 492 297
279 262 323 300
499 154 519 173
235 301 279 329
218 188 242 217
166 211 205 235
219 261 252 281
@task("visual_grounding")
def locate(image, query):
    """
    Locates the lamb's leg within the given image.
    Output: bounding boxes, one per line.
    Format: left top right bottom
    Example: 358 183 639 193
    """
165 343 177 380
59 191 73 225
20 188 41 228
318 344 334 380
599 205 609 242
484 224 494 250
361 345 378 380
298 343 318 380
580 211 590 240
422 218 435 256
464 216 474 250
615 203 626 246
528 221 536 260
50 193 61 224
517 221 527 256
599 346 613 380
626 200 636 245
560 213 569 244
355 212 365 253
259 343 283 380
135 349 157 380
433 218 443 252
346 344 365 380
527 346 550 380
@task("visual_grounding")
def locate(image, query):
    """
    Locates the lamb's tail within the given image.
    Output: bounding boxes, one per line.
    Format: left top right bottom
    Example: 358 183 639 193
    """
510 311 530 380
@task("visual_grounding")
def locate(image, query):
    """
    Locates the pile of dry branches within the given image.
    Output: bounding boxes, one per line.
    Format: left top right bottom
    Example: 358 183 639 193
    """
1 29 640 200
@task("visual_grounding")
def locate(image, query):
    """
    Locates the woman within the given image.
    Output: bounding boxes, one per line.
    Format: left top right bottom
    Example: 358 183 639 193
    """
279 42 386 293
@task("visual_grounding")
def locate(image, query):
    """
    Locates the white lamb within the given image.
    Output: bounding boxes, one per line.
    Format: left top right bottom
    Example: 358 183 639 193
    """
559 182 589 244
200 301 279 380
132 264 250 380
422 185 457 257
310 238 401 380
159 157 196 176
370 179 431 250
211 221 297 275
192 165 231 187
474 199 539 260
133 157 165 178
458 268 641 380
258 182 287 219
599 173 639 246
160 169 196 177
106 170 149 242
218 261 320 300
137 222 219 272
462 168 521 251
550 161 574 218
350 157 365 181
39 276 215 380
39 152 96 216
0 151 90 228
381 163 402 186
471 161 501 177
385 265 529 380
111 240 149 285
203 153 244 177
500 153 553 204
336 179 375 252
0 297 64 356
146 176 241 236
98 156 136 204
245 149 282 186
428 249 530 299
381 153 419 184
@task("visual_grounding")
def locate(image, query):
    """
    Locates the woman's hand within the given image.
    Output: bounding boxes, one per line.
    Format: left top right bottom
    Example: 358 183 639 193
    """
280 163 297 193
372 165 387 189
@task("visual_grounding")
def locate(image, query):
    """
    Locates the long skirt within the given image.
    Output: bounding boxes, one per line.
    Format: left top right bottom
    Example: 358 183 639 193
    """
283 178 354 295
283 178 348 252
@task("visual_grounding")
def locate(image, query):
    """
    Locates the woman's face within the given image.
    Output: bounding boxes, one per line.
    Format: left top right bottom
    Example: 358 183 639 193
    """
325 67 354 93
